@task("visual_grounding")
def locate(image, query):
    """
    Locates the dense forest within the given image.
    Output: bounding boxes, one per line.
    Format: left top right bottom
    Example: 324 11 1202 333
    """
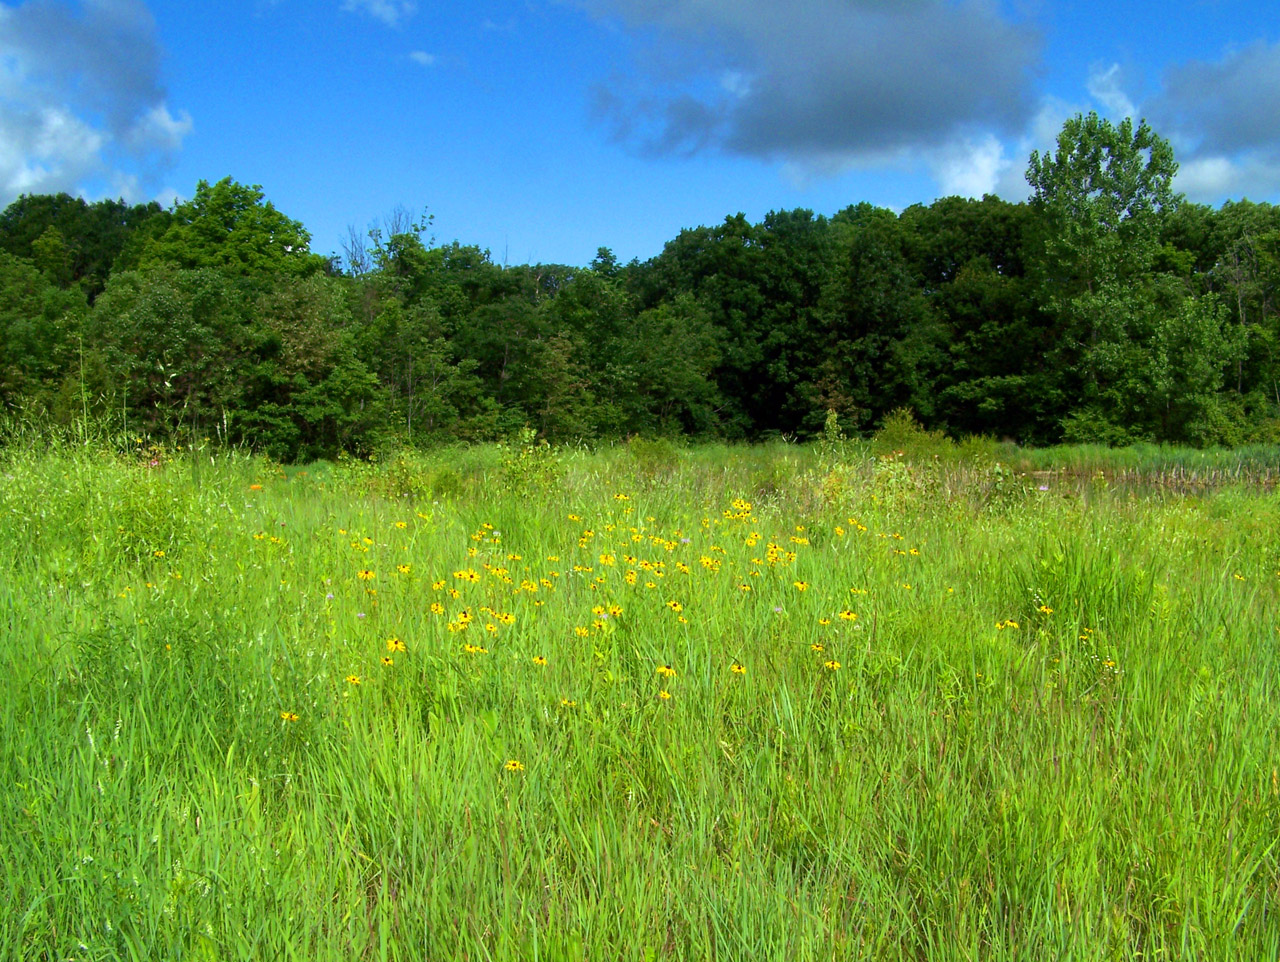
1 113 1278 460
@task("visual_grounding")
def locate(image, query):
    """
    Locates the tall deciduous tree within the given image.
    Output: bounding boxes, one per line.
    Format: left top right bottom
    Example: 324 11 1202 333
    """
1027 113 1195 440
138 178 327 278
1027 111 1178 295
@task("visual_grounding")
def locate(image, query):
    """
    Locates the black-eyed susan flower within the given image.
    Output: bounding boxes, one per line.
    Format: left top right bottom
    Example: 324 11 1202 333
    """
656 664 677 678
357 569 375 581
395 521 408 530
386 637 407 653
430 602 444 615
559 697 576 708
381 656 394 666
396 564 411 575
504 759 525 772
811 643 824 652
658 690 672 700
839 610 858 621
532 655 547 667
279 710 299 722
730 662 746 675
793 581 809 592
824 660 841 671
345 674 362 685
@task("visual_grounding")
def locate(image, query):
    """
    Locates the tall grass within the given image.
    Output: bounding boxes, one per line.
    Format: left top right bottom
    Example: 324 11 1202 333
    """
1 440 1278 960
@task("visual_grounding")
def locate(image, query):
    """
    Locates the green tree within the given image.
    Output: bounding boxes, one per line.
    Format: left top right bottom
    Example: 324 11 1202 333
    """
30 227 74 288
1027 112 1178 295
603 294 722 436
814 204 942 431
138 178 327 278
0 193 167 299
0 252 87 412
898 196 1052 440
1026 113 1183 439
1203 201 1280 416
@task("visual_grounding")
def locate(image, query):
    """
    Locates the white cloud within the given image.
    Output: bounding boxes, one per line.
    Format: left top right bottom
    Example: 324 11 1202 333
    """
152 185 182 208
0 104 104 197
0 0 189 207
987 96 1084 201
341 0 416 26
1086 63 1137 121
1175 154 1280 202
929 133 1009 198
718 70 750 99
127 101 193 152
408 50 436 66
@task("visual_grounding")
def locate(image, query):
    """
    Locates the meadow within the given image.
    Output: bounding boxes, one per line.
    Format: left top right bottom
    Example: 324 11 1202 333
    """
2 432 1279 961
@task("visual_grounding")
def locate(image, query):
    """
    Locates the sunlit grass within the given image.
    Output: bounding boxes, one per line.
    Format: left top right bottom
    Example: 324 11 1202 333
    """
2 439 1278 960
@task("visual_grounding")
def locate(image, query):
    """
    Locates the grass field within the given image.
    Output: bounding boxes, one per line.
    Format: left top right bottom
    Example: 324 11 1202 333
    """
2 435 1279 960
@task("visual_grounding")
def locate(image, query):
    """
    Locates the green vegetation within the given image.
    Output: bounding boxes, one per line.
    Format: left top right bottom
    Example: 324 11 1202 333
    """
2 115 1280 456
2 436 1277 959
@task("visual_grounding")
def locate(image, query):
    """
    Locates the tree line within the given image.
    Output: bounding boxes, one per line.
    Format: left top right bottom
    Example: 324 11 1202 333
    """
1 113 1278 460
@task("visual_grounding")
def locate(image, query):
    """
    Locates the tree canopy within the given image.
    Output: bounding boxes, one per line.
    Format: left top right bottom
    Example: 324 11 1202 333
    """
1 119 1278 457
137 177 327 278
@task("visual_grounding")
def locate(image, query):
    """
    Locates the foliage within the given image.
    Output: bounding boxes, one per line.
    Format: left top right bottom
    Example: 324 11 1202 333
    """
0 251 87 413
138 177 328 277
1 115 1280 457
0 192 168 299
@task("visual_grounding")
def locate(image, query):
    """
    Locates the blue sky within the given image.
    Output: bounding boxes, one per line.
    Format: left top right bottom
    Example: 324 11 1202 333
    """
1 0 1278 266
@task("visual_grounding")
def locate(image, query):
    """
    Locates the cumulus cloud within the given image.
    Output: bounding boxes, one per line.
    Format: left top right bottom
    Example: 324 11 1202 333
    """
0 0 190 204
341 0 415 26
1144 41 1280 203
126 101 193 152
1174 154 1280 204
928 133 1010 198
572 0 1041 169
